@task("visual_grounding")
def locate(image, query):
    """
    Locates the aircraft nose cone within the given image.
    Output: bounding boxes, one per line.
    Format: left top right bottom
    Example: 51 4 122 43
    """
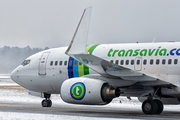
10 69 18 82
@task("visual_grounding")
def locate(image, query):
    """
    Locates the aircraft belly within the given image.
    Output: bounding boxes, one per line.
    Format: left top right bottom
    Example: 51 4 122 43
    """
48 75 67 94
48 68 68 94
16 75 53 93
26 70 66 93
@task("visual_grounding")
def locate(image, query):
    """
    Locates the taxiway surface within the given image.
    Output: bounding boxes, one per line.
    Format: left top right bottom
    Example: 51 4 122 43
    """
0 78 180 120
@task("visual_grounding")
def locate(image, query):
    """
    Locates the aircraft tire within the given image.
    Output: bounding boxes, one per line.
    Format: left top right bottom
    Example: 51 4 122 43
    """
142 100 157 115
154 99 163 114
47 100 52 107
42 99 48 107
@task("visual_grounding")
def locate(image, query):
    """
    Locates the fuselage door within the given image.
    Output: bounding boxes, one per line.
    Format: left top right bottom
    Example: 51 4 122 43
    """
38 52 50 75
134 57 142 71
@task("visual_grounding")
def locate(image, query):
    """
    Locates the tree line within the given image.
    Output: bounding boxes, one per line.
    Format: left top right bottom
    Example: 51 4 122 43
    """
0 46 49 73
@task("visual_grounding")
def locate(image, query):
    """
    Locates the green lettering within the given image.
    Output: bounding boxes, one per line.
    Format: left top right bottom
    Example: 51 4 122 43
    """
108 46 166 57
159 49 167 56
140 49 147 56
155 46 161 56
133 49 140 56
112 50 119 57
118 50 125 57
125 49 133 57
148 49 155 56
108 49 113 57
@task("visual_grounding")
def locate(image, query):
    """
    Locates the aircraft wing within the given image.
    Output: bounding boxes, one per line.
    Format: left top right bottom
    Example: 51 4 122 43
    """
65 7 158 82
68 53 143 77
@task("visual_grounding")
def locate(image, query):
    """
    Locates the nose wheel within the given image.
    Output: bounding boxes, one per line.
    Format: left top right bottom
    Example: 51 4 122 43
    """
41 93 52 107
41 99 52 107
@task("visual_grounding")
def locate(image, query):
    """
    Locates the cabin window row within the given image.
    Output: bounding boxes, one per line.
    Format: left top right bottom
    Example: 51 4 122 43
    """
50 61 67 66
50 60 83 66
111 59 178 65
68 60 83 66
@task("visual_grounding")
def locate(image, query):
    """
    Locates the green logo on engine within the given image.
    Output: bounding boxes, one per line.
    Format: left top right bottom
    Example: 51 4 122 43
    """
70 82 86 100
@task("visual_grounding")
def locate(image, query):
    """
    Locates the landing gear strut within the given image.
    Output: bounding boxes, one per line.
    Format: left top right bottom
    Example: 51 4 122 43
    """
142 94 163 115
41 93 52 107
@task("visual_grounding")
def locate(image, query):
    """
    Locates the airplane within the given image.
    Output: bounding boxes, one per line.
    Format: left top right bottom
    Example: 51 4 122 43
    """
10 7 180 115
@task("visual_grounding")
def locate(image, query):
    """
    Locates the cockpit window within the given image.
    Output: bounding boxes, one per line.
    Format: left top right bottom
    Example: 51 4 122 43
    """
21 60 30 66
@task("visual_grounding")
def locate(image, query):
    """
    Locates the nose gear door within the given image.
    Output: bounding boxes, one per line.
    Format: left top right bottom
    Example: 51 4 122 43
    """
39 52 50 75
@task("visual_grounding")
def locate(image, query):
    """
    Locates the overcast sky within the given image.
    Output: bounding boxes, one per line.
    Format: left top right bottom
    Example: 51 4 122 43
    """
0 0 180 48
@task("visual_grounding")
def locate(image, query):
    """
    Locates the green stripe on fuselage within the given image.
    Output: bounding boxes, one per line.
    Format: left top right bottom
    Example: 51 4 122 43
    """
78 44 99 76
86 44 94 52
87 44 99 54
78 63 84 77
84 65 89 75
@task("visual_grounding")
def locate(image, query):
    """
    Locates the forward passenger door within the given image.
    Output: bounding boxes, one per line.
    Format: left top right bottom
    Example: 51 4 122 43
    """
39 52 50 75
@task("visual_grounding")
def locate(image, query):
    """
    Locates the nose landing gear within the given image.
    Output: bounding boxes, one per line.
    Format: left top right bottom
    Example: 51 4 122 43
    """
41 93 52 107
42 99 52 107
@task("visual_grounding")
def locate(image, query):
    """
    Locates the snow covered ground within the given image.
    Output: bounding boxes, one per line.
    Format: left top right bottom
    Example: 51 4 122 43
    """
0 77 180 120
0 112 122 120
0 78 142 109
0 78 138 120
0 112 143 120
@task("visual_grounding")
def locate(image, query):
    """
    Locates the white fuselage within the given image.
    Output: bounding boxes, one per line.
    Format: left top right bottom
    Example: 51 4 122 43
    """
11 42 180 94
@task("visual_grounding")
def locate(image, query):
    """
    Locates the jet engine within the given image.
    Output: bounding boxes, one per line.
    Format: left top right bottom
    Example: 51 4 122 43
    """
60 77 120 105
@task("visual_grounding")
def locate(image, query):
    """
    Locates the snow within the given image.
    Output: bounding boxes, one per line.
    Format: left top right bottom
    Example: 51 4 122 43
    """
0 74 10 79
0 78 139 120
0 77 180 119
0 112 140 120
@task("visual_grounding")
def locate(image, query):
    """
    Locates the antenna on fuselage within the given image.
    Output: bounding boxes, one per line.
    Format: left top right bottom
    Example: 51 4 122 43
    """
152 37 156 43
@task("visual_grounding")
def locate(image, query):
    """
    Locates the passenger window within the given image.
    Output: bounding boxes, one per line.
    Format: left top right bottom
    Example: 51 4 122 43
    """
131 60 134 65
74 61 77 65
69 60 72 66
50 61 53 66
137 60 140 65
168 59 172 64
55 61 58 66
115 60 119 65
64 61 67 66
150 59 153 65
156 59 160 65
59 61 62 66
120 60 124 65
143 59 147 65
110 60 114 63
162 59 166 65
79 62 82 65
126 60 129 65
22 60 31 66
174 59 178 64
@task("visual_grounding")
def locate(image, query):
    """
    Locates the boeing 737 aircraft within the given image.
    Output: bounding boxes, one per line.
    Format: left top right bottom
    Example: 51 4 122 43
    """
11 7 180 115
